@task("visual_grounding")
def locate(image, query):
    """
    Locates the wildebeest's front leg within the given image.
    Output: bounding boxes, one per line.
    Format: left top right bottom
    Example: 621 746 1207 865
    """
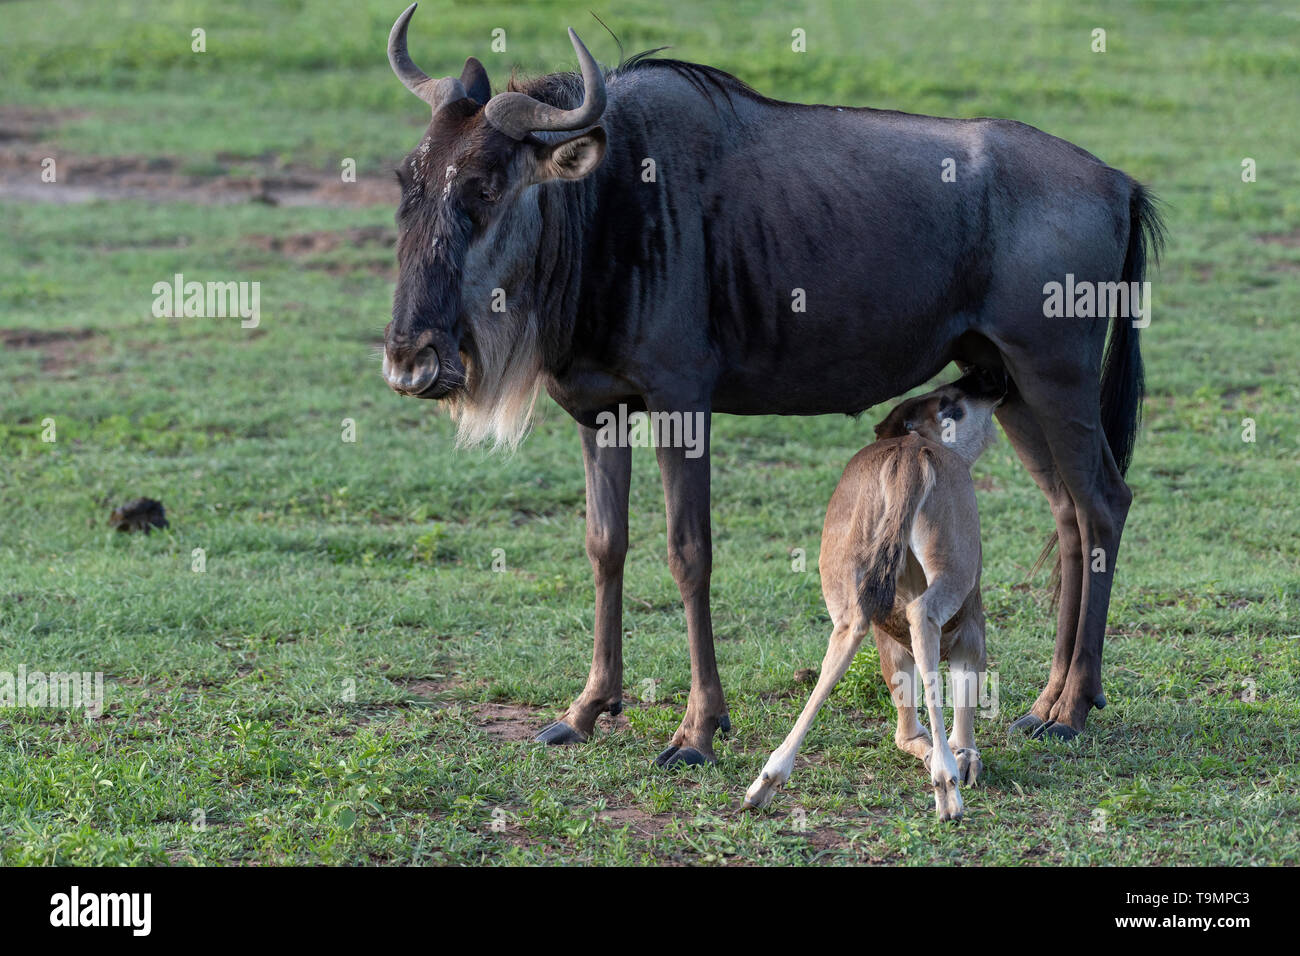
536 425 632 745
651 406 730 767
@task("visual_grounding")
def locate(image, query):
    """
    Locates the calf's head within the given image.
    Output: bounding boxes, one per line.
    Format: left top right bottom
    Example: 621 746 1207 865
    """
874 367 1007 462
382 4 607 437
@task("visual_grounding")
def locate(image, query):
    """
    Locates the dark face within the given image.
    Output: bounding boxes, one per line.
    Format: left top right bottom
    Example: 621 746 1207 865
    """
382 101 517 400
381 9 609 403
381 102 607 400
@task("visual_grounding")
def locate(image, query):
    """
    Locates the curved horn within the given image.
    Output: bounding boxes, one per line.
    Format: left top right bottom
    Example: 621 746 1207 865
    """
483 28 606 140
388 4 468 110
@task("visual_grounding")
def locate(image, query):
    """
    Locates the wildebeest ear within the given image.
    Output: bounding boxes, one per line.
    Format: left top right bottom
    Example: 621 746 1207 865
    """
534 127 607 182
460 57 492 105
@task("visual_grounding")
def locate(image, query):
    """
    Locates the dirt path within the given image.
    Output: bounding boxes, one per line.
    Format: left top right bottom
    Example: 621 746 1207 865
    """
0 107 398 207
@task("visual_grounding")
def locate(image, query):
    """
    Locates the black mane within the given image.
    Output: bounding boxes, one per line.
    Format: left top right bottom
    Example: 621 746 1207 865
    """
506 48 769 114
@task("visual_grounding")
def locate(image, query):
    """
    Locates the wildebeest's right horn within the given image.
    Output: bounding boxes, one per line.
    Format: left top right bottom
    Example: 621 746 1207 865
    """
483 29 606 140
388 4 468 110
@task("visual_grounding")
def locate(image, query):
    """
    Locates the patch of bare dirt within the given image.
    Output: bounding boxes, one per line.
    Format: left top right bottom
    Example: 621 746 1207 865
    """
596 806 672 837
248 225 394 256
0 110 399 207
2 326 94 349
1 326 102 373
472 701 549 741
1256 229 1300 248
390 679 552 741
244 225 396 276
0 148 400 206
0 106 87 144
381 678 637 742
393 678 454 698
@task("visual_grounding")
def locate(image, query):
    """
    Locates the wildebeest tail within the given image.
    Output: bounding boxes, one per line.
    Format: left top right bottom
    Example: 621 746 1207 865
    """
1032 181 1164 596
857 446 935 625
1100 182 1162 478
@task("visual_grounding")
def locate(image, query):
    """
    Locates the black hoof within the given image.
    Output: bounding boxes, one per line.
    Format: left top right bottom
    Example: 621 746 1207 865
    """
607 700 623 717
654 745 711 769
535 721 586 746
1030 720 1079 742
1008 713 1044 737
1093 692 1107 710
718 714 731 735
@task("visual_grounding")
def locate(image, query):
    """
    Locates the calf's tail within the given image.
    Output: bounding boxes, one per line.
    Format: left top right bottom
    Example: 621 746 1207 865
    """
856 445 935 624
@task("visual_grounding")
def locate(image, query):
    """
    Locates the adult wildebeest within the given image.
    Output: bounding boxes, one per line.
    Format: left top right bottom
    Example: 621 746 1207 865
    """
381 4 1162 765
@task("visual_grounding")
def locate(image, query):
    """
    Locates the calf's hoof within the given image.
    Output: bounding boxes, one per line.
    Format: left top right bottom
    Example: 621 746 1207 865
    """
535 720 586 746
954 747 983 786
741 773 781 812
933 777 964 822
655 745 712 769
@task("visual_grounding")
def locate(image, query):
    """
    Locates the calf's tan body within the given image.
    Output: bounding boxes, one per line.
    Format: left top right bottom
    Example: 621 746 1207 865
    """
744 373 1002 819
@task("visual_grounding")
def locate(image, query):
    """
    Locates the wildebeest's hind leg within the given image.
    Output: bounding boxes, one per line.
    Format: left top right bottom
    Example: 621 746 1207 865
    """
650 406 732 768
874 625 931 761
993 398 1085 737
742 620 866 810
536 426 632 745
996 348 1132 739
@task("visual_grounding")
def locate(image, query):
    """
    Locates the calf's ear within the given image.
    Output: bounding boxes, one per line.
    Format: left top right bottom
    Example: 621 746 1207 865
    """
534 127 607 182
874 406 908 439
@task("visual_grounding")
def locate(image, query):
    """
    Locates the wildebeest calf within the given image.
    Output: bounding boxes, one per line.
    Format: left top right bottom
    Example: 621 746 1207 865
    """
744 369 1005 820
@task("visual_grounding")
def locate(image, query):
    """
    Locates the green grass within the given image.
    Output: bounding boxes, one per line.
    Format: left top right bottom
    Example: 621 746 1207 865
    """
1 0 1298 865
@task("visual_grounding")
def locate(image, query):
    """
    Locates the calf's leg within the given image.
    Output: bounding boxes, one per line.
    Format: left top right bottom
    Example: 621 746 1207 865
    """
946 614 986 786
743 620 864 810
874 625 931 761
907 590 965 821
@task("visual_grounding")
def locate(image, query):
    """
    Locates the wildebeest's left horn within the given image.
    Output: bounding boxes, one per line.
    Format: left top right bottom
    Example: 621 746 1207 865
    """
388 4 468 110
483 29 606 140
